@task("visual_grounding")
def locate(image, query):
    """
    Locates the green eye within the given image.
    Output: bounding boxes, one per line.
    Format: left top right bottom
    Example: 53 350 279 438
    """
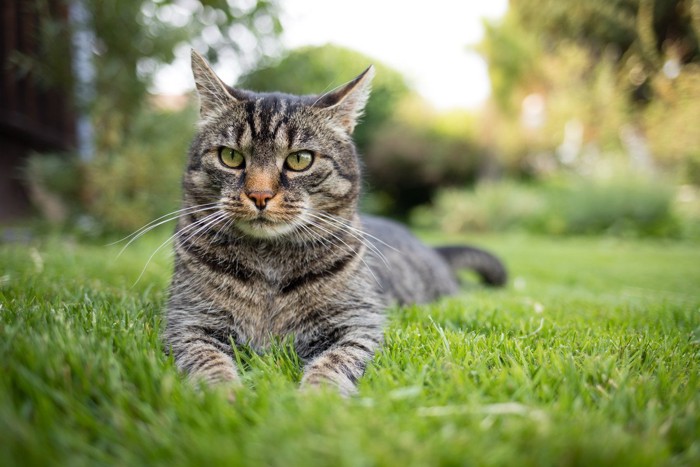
218 147 245 169
285 150 314 171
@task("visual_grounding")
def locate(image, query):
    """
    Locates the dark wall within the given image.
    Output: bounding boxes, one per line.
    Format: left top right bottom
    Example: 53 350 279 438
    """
1 0 75 221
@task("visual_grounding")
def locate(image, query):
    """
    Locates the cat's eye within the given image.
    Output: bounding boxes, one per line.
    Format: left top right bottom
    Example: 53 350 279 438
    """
285 150 314 171
218 147 245 169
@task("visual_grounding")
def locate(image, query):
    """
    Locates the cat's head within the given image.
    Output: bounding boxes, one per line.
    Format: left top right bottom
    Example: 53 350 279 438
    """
183 50 373 240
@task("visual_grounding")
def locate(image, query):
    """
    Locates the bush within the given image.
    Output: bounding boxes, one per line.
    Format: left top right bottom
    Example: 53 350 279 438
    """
547 178 677 236
364 100 486 217
26 105 196 236
644 66 700 184
411 180 545 233
413 175 684 238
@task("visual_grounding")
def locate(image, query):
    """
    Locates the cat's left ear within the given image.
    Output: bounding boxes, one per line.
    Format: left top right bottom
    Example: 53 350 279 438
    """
313 66 375 134
191 49 238 118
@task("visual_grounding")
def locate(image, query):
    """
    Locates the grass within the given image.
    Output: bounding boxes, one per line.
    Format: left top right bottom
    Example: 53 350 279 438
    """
1 229 699 466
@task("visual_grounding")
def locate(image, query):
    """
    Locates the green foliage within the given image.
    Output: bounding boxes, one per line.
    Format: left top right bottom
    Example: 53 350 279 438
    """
476 21 629 177
512 0 640 55
14 0 281 149
477 13 542 112
24 153 83 207
643 66 700 183
26 106 197 234
414 176 685 238
476 0 700 185
238 44 411 152
13 1 282 233
411 181 546 234
82 107 196 233
545 177 678 236
364 100 484 216
511 0 700 76
1 233 699 465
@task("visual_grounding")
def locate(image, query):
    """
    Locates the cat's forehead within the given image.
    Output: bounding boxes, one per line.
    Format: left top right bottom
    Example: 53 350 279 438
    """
209 92 325 149
228 92 320 130
234 90 316 110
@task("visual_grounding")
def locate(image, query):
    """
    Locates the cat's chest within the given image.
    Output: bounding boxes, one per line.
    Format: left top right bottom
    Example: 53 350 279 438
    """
225 282 313 351
186 243 341 349
215 261 312 348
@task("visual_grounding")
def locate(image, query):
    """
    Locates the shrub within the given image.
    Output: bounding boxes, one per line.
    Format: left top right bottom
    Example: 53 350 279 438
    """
545 177 678 237
413 175 683 238
26 106 196 235
410 180 546 234
364 100 485 217
644 66 700 184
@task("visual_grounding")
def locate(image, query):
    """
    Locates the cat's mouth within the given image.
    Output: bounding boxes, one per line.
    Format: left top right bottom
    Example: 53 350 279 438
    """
235 215 298 239
220 200 304 239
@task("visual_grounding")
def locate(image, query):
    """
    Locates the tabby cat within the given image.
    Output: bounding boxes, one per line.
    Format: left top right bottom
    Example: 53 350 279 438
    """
163 50 506 397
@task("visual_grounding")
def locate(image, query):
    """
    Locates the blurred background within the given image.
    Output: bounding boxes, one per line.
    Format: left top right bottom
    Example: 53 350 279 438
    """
2 0 700 240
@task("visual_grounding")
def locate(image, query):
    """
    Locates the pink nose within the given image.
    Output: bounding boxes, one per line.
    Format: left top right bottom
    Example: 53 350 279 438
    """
246 190 274 210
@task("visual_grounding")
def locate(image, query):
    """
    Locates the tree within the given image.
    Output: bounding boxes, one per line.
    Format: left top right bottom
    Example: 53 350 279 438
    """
476 0 700 184
16 0 282 150
507 0 700 101
476 12 543 112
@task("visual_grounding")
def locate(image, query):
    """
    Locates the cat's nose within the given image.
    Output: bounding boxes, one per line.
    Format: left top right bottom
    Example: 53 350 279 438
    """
246 190 275 210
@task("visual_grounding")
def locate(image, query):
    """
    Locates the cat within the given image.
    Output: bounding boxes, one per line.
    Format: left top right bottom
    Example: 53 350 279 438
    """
162 50 506 397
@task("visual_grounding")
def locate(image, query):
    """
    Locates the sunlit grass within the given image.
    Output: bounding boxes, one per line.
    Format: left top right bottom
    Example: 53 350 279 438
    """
1 231 699 466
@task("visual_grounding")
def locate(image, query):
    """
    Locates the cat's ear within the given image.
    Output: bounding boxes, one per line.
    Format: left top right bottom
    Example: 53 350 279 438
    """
191 49 237 118
313 66 375 134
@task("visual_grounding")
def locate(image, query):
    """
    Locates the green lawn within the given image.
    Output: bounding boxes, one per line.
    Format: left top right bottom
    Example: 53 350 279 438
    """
1 230 699 466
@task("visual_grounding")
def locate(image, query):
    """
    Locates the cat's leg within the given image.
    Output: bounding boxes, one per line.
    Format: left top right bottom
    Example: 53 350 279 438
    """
299 322 383 397
164 323 240 387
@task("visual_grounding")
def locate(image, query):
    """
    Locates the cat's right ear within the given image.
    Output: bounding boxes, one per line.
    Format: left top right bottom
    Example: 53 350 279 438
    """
312 66 375 134
191 49 237 118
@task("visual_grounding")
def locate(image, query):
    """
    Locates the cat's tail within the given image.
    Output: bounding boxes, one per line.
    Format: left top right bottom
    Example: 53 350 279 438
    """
434 245 507 287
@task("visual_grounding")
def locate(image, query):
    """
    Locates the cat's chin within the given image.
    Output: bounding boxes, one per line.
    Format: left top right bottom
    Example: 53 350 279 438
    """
235 219 296 239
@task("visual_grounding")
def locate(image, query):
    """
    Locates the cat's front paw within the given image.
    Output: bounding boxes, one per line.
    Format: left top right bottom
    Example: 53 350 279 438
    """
186 365 242 402
300 371 357 398
195 379 241 404
222 384 239 404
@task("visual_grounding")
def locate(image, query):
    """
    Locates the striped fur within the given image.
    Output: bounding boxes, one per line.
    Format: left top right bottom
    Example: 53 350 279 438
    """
162 50 506 397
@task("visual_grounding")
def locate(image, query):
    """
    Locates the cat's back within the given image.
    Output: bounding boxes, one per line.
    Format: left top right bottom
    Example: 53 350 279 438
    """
361 215 459 305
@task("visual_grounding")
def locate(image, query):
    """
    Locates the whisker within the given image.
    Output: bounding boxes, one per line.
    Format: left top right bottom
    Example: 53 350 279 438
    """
177 211 230 253
311 80 346 107
302 210 391 268
109 202 220 246
132 210 226 287
293 221 332 249
179 211 230 254
306 208 401 254
300 214 382 288
217 217 237 241
112 203 221 258
117 206 223 259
